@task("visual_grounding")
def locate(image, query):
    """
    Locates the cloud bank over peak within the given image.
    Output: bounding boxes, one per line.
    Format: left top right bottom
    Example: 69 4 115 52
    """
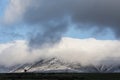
0 37 120 67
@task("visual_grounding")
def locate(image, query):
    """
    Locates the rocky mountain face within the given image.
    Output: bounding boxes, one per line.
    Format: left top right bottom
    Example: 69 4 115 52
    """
1 57 120 73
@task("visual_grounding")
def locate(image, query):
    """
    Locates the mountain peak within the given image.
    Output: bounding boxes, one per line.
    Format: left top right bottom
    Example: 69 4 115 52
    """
4 57 120 73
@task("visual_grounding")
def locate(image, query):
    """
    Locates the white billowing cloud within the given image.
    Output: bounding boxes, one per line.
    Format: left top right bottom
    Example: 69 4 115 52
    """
0 37 120 67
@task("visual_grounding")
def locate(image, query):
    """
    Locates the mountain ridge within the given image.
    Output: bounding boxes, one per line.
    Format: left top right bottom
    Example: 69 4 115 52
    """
0 57 120 73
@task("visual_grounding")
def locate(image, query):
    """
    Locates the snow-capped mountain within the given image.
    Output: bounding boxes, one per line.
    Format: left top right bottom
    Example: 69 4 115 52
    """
1 57 120 73
11 58 82 73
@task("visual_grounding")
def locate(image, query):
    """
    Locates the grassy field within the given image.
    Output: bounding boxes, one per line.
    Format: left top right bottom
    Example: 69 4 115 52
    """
0 73 120 80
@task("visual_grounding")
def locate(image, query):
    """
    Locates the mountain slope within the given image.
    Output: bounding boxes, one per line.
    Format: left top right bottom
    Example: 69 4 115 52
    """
0 57 120 73
10 58 82 73
9 57 120 73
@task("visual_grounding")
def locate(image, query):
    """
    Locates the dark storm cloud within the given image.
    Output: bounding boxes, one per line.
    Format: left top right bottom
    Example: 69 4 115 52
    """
28 21 68 48
3 0 120 48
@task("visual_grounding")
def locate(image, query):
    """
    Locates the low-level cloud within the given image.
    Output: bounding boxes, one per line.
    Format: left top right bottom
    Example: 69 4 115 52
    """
0 37 120 67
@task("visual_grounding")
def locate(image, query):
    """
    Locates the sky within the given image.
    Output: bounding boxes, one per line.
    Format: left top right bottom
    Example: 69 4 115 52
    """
0 0 120 67
0 0 117 44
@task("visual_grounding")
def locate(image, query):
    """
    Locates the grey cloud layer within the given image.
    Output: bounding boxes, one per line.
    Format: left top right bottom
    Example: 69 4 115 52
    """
3 0 120 48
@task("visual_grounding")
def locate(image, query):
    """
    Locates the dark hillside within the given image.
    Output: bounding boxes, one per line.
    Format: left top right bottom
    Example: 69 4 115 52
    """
0 73 120 80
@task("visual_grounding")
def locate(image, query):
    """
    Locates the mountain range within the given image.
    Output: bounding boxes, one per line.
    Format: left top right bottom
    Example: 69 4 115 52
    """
1 57 120 73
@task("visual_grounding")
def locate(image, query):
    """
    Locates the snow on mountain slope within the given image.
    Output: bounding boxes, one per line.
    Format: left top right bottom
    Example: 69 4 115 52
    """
11 57 82 73
8 57 120 73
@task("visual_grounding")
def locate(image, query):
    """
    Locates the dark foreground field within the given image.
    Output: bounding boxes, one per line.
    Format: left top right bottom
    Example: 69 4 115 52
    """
0 73 120 80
